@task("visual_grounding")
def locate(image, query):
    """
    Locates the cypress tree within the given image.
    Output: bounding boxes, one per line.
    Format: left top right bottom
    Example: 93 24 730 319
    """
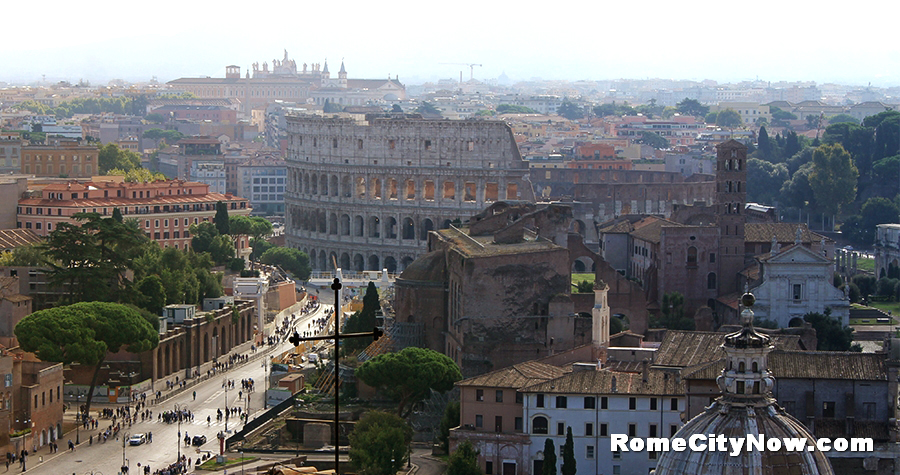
561 427 576 475
542 439 557 475
214 201 230 235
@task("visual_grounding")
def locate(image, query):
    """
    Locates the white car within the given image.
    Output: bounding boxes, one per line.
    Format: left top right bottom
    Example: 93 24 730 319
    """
129 434 146 446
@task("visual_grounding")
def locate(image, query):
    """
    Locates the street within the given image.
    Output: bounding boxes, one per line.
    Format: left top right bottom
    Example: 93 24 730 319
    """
21 302 328 475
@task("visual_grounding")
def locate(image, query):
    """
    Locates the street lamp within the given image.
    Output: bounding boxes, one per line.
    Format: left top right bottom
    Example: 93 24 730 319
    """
224 381 229 433
121 431 129 475
241 450 245 475
173 403 183 462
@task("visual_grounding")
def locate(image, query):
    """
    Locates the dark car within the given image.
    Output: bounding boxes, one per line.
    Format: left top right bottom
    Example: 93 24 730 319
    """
191 435 207 446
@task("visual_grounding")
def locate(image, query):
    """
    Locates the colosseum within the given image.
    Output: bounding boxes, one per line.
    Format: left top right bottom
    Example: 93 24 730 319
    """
284 114 535 273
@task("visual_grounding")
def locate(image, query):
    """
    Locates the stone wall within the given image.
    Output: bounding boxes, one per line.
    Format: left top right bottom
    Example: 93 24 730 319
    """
284 115 535 273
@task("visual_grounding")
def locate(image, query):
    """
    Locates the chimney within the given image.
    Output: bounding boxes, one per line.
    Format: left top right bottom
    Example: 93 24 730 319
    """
642 360 649 383
611 376 617 393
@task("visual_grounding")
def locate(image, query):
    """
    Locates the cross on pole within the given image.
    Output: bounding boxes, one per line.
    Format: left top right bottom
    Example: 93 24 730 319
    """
289 277 383 475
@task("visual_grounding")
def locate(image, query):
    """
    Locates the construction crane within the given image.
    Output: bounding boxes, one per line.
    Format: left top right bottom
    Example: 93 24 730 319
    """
439 63 483 81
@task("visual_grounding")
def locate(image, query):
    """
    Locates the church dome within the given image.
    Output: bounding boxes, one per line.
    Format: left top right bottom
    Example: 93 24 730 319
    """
653 292 834 475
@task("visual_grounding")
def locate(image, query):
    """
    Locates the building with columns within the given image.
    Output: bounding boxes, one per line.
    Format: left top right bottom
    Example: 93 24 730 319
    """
284 114 535 273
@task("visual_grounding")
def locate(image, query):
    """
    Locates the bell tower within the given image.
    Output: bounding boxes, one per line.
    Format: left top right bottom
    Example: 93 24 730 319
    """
716 139 747 296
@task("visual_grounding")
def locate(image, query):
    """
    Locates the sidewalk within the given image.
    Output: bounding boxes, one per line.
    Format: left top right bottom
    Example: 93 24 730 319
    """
55 300 317 454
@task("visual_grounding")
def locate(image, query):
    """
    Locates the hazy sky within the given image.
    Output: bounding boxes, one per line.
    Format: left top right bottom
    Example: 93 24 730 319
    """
4 0 900 88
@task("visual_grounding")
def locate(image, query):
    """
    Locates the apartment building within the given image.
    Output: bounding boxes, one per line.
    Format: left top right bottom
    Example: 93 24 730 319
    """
16 177 250 250
20 141 98 178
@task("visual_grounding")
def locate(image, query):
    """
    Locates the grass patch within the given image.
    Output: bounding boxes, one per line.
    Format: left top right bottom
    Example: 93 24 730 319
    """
850 318 896 325
572 273 594 292
865 300 900 316
857 257 874 272
197 456 258 470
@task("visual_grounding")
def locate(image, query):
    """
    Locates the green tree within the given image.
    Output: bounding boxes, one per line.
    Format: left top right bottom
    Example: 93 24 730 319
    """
107 167 167 183
822 122 874 177
0 245 46 267
143 128 185 149
355 347 462 418
249 237 274 261
863 110 900 162
637 131 669 149
130 246 222 306
803 309 854 351
716 109 743 130
98 143 141 174
207 234 236 265
841 197 900 246
229 215 254 236
259 247 311 280
249 217 273 241
323 99 343 113
676 98 709 117
144 113 166 124
437 400 460 454
852 274 877 299
41 213 148 303
556 100 584 120
561 427 576 475
756 126 772 160
448 440 483 475
655 292 694 330
15 302 158 427
747 158 789 205
872 154 900 185
343 282 382 354
189 222 220 254
391 104 403 113
827 114 859 125
542 439 557 475
134 275 167 314
214 201 230 235
348 411 413 475
496 104 538 114
594 102 636 118
415 102 442 118
705 111 718 124
809 143 858 218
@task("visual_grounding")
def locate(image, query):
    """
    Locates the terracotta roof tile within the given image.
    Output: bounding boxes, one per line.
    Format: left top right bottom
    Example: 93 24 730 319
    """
682 351 887 382
522 368 684 396
0 229 42 251
653 330 802 368
456 361 567 389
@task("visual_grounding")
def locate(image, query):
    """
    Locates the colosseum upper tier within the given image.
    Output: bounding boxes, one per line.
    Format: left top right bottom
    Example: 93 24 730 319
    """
284 114 535 274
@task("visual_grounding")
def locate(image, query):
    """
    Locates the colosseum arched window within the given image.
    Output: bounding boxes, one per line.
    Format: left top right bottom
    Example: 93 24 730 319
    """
388 179 398 200
320 175 328 195
405 180 416 200
330 175 338 196
443 182 455 200
311 173 318 194
342 176 351 198
402 218 415 240
353 216 364 236
329 213 337 235
368 216 380 238
385 217 398 239
420 219 434 241
356 177 367 198
373 178 382 199
340 214 350 236
424 181 435 201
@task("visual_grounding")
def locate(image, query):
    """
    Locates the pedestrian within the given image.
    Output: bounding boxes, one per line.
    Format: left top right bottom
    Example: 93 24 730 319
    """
192 391 196 401
89 435 92 445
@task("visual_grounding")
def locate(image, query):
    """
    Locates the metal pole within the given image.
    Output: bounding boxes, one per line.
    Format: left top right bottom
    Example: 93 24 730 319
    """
332 277 342 475
174 404 181 462
122 431 129 475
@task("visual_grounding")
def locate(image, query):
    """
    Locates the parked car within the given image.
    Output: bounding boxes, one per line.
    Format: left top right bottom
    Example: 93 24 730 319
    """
129 434 146 446
191 435 207 446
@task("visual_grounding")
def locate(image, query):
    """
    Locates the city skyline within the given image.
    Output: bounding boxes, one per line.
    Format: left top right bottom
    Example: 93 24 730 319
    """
4 0 900 88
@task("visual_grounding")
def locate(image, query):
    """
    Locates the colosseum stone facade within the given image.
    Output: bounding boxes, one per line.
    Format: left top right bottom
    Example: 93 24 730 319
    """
284 114 535 273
